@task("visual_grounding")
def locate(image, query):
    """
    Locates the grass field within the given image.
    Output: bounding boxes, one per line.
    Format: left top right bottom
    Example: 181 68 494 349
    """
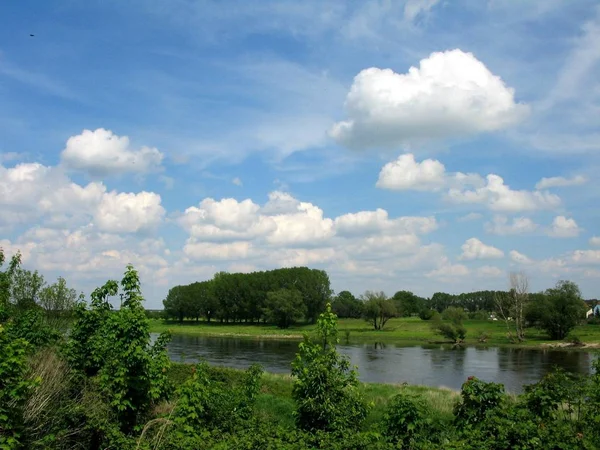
166 362 461 429
149 317 600 347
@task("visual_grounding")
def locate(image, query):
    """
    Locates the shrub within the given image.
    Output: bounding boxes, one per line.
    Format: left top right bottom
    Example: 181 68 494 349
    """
468 310 490 321
454 376 505 427
442 307 468 323
0 326 38 449
173 362 264 434
418 309 435 320
382 392 431 447
292 304 368 432
65 265 171 437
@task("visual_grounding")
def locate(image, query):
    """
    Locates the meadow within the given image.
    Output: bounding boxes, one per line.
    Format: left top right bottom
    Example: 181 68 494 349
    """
150 316 600 347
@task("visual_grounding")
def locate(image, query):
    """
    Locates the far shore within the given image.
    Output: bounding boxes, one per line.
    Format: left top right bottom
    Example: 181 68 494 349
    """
149 317 600 350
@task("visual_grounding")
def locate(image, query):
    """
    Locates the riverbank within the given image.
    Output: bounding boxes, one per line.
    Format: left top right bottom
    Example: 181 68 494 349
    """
167 362 460 428
150 317 600 348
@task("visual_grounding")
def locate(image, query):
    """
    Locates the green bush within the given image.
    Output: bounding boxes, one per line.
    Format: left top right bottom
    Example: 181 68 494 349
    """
454 376 505 427
0 326 38 449
173 362 263 434
418 309 435 320
292 304 368 432
65 265 171 439
382 392 431 447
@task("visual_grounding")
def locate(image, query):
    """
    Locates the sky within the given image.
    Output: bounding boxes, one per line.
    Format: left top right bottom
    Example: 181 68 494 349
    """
1 0 599 308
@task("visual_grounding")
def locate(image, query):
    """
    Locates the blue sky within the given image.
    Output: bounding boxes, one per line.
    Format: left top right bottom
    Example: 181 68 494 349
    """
1 0 599 307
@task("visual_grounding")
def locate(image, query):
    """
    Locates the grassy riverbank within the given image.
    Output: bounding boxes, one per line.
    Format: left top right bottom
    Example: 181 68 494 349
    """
150 317 600 348
167 362 460 429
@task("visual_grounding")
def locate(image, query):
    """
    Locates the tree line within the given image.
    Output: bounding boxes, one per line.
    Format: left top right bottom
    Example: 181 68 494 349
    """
163 267 331 327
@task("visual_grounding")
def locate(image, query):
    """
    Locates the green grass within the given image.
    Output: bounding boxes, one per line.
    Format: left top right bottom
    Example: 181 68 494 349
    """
150 317 600 347
166 362 460 430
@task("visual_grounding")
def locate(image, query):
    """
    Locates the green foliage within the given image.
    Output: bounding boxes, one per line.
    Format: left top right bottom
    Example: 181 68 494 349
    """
331 290 363 318
292 304 368 432
392 290 426 317
9 268 45 311
468 309 490 320
38 276 78 331
263 288 306 329
0 249 21 315
65 264 171 437
536 280 588 340
0 326 38 449
5 307 62 348
454 377 505 427
442 306 468 323
165 266 331 325
431 308 467 343
361 291 397 330
382 392 431 447
173 361 263 435
418 309 436 320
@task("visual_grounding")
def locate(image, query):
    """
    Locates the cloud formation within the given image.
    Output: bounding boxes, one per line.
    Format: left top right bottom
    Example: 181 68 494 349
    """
460 238 504 260
485 216 538 235
547 216 581 238
535 175 587 190
331 49 529 150
61 128 163 176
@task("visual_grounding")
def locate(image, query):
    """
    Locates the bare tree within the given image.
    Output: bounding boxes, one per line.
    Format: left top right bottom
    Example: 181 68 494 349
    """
494 272 529 342
510 272 529 341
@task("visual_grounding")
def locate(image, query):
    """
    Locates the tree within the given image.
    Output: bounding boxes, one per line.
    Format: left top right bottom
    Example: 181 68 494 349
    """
0 249 21 319
331 290 363 318
291 303 367 431
495 272 529 342
66 264 171 434
163 285 188 323
10 268 46 310
361 291 397 330
393 290 425 317
538 280 588 340
39 276 79 331
263 289 306 329
432 307 467 343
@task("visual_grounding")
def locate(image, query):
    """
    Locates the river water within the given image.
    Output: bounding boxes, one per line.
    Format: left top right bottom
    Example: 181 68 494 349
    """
156 334 598 393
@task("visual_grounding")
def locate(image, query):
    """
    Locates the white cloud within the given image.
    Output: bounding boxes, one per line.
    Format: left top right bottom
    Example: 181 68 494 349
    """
179 198 275 241
460 238 504 260
476 266 504 278
0 162 105 227
334 208 437 236
535 175 587 190
267 202 334 246
232 177 243 186
485 215 538 235
510 250 533 265
183 241 253 261
61 128 163 176
571 250 600 265
94 191 165 233
331 49 529 150
376 153 445 191
547 216 581 238
590 236 600 246
0 161 166 235
447 174 561 212
426 257 470 279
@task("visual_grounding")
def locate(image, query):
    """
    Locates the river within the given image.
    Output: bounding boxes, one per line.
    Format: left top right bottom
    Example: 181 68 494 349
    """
155 333 598 393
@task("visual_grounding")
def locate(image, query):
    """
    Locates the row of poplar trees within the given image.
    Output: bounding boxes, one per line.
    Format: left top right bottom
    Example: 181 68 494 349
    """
163 267 331 326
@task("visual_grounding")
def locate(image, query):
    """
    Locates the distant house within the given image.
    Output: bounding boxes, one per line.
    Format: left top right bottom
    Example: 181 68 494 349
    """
587 308 595 319
594 304 600 317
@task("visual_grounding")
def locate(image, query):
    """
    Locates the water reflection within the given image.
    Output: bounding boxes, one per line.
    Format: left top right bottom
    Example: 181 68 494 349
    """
156 333 596 393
